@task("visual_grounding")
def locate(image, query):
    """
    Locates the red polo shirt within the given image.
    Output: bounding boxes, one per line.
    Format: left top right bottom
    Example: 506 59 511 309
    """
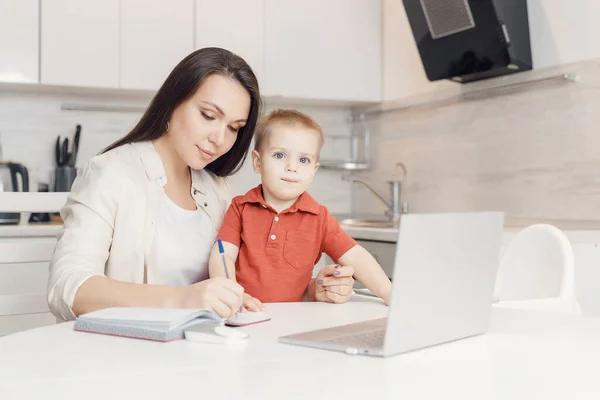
217 185 357 302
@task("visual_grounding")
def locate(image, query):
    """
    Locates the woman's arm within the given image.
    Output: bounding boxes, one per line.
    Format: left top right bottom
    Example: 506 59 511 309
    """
48 159 184 319
72 276 180 315
47 159 120 321
47 159 244 320
72 275 243 318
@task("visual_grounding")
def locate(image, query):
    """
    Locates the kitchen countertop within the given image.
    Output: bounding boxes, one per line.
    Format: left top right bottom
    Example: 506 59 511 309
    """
0 223 63 238
3 216 600 241
339 216 600 243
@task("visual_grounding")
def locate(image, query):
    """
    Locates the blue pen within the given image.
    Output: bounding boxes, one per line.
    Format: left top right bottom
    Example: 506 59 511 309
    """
217 239 230 279
218 239 243 314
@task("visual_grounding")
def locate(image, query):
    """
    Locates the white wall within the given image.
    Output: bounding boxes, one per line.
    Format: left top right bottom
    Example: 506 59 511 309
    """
528 0 600 69
0 87 353 214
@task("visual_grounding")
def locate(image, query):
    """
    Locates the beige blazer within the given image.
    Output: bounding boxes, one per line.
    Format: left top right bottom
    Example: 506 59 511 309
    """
47 141 233 321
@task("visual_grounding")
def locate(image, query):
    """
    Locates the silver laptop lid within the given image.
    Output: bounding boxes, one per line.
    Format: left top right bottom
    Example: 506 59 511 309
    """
383 212 504 356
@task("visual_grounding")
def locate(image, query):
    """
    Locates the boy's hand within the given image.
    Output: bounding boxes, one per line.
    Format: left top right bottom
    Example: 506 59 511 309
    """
242 293 265 312
313 264 355 303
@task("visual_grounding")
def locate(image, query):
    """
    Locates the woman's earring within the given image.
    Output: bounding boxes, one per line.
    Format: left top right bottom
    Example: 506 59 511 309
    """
165 121 170 132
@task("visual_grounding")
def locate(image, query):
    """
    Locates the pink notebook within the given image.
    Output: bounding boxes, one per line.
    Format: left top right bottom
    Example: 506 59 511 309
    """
225 311 271 327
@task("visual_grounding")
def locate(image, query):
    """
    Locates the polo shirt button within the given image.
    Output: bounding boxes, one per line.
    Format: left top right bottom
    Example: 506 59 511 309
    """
262 204 267 208
274 216 279 222
204 202 208 207
193 189 198 195
270 234 276 240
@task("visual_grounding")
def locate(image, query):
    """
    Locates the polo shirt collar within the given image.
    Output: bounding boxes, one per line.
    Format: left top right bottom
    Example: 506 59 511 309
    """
240 185 320 215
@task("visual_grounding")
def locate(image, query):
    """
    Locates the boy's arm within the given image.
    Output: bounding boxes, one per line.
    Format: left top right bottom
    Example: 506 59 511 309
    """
337 245 392 305
209 241 240 281
209 198 243 281
319 208 392 305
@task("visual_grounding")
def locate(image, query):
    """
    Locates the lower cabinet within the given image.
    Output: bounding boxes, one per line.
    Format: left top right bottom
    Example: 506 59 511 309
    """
0 235 58 336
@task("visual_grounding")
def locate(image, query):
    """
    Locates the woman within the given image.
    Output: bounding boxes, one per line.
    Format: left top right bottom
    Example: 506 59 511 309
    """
47 47 354 322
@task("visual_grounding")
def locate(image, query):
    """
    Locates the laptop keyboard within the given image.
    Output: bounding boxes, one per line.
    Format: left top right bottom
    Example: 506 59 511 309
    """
287 318 388 349
321 328 385 349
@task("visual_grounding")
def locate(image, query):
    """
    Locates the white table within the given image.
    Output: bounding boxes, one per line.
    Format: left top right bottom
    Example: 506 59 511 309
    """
2 298 600 400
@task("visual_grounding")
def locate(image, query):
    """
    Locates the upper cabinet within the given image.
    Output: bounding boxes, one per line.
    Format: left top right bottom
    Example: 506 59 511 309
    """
40 0 119 88
195 0 265 91
0 0 39 83
121 0 194 90
30 0 383 102
264 0 382 102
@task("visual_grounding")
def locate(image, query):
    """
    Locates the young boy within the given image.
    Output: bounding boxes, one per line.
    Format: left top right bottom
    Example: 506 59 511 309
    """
209 109 392 310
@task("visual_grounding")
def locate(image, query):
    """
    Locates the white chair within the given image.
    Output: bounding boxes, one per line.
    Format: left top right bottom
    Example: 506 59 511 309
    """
0 192 69 335
494 223 582 315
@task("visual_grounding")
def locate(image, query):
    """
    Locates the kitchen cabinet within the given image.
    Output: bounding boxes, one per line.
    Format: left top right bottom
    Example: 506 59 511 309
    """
0 234 59 336
316 238 396 290
195 0 265 92
264 0 382 102
40 0 119 88
0 0 39 83
121 0 194 90
354 239 395 288
30 0 385 102
0 257 56 336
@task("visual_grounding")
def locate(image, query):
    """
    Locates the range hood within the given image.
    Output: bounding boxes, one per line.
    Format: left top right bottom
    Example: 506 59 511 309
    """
402 0 533 83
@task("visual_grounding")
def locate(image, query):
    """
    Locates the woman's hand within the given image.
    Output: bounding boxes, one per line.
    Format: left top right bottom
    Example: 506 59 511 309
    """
242 293 265 312
311 264 355 304
178 277 244 318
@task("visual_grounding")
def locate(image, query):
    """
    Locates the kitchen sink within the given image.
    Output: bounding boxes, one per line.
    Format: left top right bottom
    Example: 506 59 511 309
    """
336 217 397 229
335 214 395 228
334 214 399 243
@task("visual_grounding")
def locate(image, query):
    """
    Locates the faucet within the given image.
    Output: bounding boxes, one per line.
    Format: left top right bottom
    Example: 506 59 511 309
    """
395 161 408 214
343 163 408 226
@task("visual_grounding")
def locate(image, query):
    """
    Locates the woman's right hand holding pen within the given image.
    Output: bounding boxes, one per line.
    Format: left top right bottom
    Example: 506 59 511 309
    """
176 278 244 319
242 293 265 312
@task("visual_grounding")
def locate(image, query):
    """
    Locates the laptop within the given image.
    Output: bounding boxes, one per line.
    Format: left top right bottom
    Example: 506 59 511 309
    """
278 211 504 357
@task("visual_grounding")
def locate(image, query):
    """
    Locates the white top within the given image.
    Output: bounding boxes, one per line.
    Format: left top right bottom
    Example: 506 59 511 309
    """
155 192 216 285
2 299 600 399
47 141 233 321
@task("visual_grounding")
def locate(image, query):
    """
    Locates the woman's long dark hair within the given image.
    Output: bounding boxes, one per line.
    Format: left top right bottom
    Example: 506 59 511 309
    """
103 47 261 177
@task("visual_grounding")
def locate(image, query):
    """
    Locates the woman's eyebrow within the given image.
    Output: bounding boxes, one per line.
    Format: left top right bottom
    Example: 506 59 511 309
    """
199 101 247 123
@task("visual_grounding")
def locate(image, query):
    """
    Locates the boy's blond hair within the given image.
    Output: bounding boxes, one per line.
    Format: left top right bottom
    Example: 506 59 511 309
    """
254 109 324 157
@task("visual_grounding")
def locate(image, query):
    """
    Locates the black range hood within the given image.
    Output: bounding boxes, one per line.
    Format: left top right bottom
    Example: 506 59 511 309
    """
402 0 533 83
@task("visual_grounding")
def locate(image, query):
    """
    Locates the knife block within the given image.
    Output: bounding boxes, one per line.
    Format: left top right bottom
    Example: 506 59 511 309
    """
54 165 77 192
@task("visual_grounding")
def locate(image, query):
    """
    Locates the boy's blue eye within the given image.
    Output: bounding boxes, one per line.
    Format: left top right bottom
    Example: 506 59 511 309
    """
300 157 310 164
274 152 285 159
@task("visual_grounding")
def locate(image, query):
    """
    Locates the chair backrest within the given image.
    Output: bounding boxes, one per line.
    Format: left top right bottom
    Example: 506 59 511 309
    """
0 192 69 335
494 224 577 305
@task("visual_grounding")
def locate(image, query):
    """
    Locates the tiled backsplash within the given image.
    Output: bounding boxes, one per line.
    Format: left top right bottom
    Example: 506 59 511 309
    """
352 58 600 221
0 86 353 214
